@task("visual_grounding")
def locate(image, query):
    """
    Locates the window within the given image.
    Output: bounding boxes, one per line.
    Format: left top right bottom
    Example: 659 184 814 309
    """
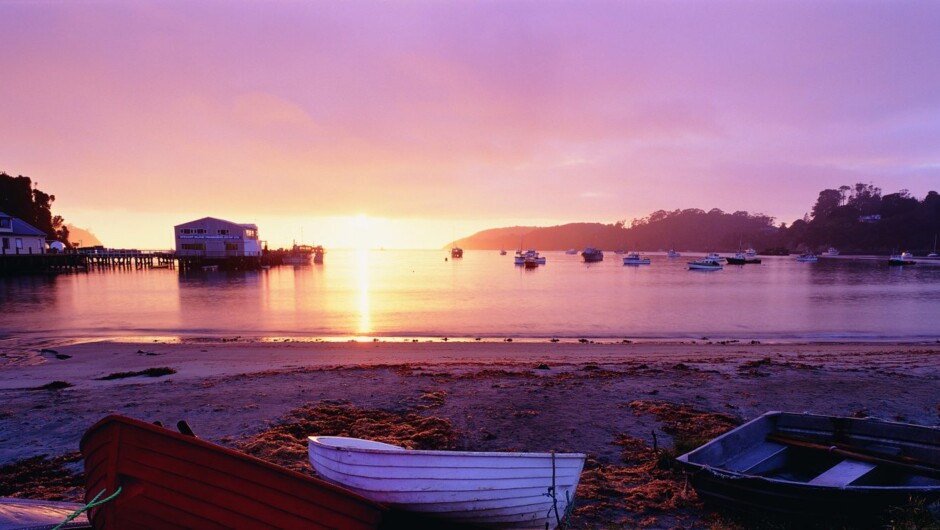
195 228 207 234
181 243 206 250
225 243 238 251
180 228 192 234
15 238 23 249
218 229 229 235
2 237 8 249
245 229 256 239
0 218 10 228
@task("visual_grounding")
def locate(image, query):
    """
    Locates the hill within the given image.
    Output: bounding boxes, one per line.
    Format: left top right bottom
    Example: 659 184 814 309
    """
65 224 103 247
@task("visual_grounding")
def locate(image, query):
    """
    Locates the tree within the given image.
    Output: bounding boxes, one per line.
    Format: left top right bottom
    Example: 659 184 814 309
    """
0 172 68 243
811 189 842 220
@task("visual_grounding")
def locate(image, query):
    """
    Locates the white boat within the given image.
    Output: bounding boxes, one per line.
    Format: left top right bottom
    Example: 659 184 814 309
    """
888 252 916 266
581 247 603 263
565 249 577 255
688 258 723 270
795 253 818 262
308 436 586 530
745 247 759 259
622 252 651 265
515 249 546 265
283 244 314 265
706 252 726 263
667 249 681 258
825 247 840 257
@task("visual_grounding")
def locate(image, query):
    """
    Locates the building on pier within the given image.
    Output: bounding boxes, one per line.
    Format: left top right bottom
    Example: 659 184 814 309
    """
0 211 47 255
174 217 263 271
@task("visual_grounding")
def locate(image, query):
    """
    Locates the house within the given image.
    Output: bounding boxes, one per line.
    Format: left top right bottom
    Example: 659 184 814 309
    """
174 217 262 257
0 211 47 255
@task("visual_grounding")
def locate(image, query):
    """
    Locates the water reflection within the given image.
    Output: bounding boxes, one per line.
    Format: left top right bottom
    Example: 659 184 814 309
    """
357 249 371 334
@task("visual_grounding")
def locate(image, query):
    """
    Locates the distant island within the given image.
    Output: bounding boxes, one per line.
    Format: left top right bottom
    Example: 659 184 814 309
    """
451 183 940 255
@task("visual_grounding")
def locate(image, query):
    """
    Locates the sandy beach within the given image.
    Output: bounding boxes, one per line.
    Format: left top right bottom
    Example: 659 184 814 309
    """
1 339 939 527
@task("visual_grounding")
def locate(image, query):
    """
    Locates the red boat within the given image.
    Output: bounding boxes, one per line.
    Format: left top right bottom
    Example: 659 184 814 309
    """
80 415 384 530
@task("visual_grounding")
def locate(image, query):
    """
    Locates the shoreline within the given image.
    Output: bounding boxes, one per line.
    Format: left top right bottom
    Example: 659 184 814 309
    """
2 339 938 527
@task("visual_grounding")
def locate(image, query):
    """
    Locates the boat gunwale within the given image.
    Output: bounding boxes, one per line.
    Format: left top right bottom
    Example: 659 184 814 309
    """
309 436 587 460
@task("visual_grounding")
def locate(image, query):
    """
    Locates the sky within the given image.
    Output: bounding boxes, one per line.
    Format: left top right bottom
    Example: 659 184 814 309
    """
2 1 939 249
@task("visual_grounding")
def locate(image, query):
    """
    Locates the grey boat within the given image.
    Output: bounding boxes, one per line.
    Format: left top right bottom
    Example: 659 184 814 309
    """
677 411 940 520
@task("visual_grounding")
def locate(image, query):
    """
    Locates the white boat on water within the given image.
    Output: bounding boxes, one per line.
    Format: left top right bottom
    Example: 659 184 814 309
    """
706 252 726 263
688 258 723 270
514 249 545 265
622 251 651 265
565 249 577 255
795 253 818 262
745 247 758 259
308 436 586 530
888 252 916 266
825 247 840 257
667 249 681 258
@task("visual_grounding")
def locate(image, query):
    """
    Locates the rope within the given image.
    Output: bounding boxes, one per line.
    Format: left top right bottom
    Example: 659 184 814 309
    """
52 486 122 530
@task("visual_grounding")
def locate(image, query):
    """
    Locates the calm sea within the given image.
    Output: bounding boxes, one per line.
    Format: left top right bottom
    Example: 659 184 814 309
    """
2 250 939 348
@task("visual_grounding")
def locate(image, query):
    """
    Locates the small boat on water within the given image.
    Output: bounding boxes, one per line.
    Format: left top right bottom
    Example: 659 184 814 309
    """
888 251 916 266
308 436 586 530
677 411 940 520
565 249 577 255
515 249 545 265
667 249 681 258
500 248 507 255
705 252 726 263
451 247 463 258
795 253 818 262
745 247 758 259
581 247 604 263
825 246 840 257
726 251 762 265
523 256 539 269
81 415 384 530
313 245 325 264
622 252 651 265
283 243 315 265
688 258 723 270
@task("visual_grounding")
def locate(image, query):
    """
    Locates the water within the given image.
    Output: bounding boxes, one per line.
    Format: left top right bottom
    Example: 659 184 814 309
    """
2 250 939 347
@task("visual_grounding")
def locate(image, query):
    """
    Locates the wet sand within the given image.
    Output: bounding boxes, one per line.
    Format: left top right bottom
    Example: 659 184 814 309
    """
1 339 938 527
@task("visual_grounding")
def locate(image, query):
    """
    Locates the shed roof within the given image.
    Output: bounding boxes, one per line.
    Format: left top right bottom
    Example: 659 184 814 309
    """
0 211 48 237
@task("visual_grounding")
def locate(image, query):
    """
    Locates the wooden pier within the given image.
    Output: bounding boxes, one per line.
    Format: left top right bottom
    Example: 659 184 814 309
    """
1 248 273 275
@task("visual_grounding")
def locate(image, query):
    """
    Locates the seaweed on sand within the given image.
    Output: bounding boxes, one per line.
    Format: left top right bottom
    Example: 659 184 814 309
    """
237 402 460 474
0 452 84 501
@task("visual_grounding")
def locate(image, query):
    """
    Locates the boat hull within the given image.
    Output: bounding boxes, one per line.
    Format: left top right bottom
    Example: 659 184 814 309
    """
309 436 586 530
81 415 383 530
677 412 940 521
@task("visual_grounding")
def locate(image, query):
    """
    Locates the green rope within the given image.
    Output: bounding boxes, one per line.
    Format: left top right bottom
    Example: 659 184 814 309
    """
52 486 122 530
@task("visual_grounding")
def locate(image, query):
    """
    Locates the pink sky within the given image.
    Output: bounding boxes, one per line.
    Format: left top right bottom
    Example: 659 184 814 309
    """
1 1 939 248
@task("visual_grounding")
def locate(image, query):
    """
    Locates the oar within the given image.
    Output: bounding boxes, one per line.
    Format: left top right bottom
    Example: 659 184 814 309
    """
767 432 940 479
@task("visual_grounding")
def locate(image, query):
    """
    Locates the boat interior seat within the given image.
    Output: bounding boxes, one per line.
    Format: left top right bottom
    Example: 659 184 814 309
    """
721 441 788 473
807 459 877 487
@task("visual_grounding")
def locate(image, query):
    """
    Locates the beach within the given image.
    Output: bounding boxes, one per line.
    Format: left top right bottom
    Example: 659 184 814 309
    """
1 339 939 527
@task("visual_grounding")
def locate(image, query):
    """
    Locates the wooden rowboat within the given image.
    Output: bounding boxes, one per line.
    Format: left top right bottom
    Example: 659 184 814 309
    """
80 415 384 530
677 411 940 520
308 436 586 529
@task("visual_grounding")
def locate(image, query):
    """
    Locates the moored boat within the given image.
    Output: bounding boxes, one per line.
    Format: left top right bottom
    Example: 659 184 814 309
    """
451 247 463 258
81 415 384 530
888 251 916 266
523 255 539 269
677 411 940 520
313 245 325 264
622 252 651 265
825 246 840 257
581 247 604 263
688 258 723 271
283 244 314 265
726 251 761 265
706 252 726 263
667 249 681 258
515 249 545 265
308 436 586 530
795 253 818 262
565 248 577 255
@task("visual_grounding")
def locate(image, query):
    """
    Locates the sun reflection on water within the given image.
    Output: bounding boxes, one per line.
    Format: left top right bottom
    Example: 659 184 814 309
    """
356 248 371 333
